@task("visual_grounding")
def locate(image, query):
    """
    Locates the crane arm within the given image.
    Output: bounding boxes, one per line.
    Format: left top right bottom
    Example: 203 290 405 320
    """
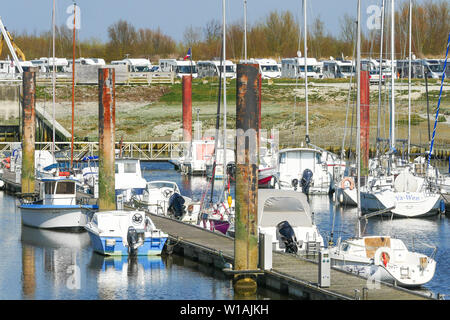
0 31 26 61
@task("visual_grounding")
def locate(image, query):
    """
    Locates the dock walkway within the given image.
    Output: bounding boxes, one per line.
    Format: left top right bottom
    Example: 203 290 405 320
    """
149 213 431 300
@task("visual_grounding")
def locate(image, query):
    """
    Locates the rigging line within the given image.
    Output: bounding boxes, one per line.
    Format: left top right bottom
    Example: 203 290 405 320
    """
341 29 357 161
209 42 224 205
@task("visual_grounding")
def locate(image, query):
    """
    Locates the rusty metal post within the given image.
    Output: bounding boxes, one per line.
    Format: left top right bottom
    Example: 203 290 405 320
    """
21 67 38 195
234 63 259 295
360 70 370 176
98 68 116 211
182 75 192 142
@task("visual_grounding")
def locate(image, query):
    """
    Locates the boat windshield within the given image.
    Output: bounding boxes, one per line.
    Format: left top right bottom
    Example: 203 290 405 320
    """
148 182 176 189
45 181 75 194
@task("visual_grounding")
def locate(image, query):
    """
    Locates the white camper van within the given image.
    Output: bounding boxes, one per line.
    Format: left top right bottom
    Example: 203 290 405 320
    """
197 60 236 78
281 57 322 79
159 59 198 78
248 58 281 79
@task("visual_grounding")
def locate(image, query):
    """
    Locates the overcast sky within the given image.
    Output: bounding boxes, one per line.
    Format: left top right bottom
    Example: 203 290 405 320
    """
1 0 425 42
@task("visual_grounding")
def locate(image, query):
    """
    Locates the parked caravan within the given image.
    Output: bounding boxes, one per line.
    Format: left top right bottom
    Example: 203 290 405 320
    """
281 57 322 79
159 59 198 78
197 60 236 78
247 58 281 79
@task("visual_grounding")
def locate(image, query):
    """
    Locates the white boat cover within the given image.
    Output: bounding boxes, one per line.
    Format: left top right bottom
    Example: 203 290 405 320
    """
257 189 313 228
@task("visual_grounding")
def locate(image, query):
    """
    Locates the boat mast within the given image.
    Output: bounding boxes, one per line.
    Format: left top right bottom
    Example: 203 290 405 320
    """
303 0 309 143
407 0 412 156
389 0 395 161
71 2 76 169
243 0 247 62
376 0 385 156
52 0 56 159
356 0 362 238
222 0 227 191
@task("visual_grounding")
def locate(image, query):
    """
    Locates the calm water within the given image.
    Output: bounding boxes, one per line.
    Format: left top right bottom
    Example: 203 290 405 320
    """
0 161 448 299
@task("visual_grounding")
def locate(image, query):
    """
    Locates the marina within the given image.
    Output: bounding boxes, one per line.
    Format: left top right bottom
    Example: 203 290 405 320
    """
0 0 449 304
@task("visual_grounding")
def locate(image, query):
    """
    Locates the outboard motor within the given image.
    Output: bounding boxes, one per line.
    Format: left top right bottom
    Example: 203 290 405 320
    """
127 225 145 255
291 178 299 191
226 161 236 178
301 169 313 195
168 192 186 219
276 221 298 254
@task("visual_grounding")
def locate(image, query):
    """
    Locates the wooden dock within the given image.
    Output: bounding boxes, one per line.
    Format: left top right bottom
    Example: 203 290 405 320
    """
148 212 433 300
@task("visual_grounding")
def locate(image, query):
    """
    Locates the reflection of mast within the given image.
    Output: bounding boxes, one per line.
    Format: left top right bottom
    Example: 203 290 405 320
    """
21 245 36 298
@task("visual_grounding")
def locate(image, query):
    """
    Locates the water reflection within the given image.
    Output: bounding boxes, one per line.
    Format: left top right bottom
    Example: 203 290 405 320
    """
21 225 91 249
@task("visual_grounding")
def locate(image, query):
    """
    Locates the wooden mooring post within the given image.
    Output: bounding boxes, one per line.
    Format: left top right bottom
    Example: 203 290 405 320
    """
234 63 260 296
21 67 38 195
98 68 116 211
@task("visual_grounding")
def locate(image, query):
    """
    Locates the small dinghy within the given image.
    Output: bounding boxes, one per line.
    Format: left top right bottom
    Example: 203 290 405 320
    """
85 210 168 256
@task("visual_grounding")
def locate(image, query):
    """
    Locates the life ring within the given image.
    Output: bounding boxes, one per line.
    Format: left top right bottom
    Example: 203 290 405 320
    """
373 247 394 267
340 177 355 190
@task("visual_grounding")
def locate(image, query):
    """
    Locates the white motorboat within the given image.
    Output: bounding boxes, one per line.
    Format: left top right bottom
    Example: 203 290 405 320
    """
330 236 436 287
85 210 168 256
258 189 324 254
132 180 201 223
19 177 97 230
74 158 147 203
114 158 147 202
276 147 333 195
179 139 215 175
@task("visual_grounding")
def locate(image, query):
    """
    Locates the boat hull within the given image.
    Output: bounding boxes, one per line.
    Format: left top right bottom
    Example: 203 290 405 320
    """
211 219 230 235
19 205 93 230
332 257 436 288
364 191 442 218
86 229 168 256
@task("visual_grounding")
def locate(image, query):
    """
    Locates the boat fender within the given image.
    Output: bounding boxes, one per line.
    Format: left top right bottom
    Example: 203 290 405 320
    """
373 247 393 267
439 199 445 214
340 177 355 190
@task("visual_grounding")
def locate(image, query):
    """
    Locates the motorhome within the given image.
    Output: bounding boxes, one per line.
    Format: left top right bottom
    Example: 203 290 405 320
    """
31 57 69 73
64 57 105 72
396 59 424 78
159 59 198 78
322 59 355 78
197 60 236 78
422 59 444 79
111 58 151 72
360 58 378 71
248 58 281 79
281 57 322 79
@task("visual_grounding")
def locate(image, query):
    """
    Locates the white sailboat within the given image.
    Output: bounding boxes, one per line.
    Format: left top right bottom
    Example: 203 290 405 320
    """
359 0 442 218
329 0 437 288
